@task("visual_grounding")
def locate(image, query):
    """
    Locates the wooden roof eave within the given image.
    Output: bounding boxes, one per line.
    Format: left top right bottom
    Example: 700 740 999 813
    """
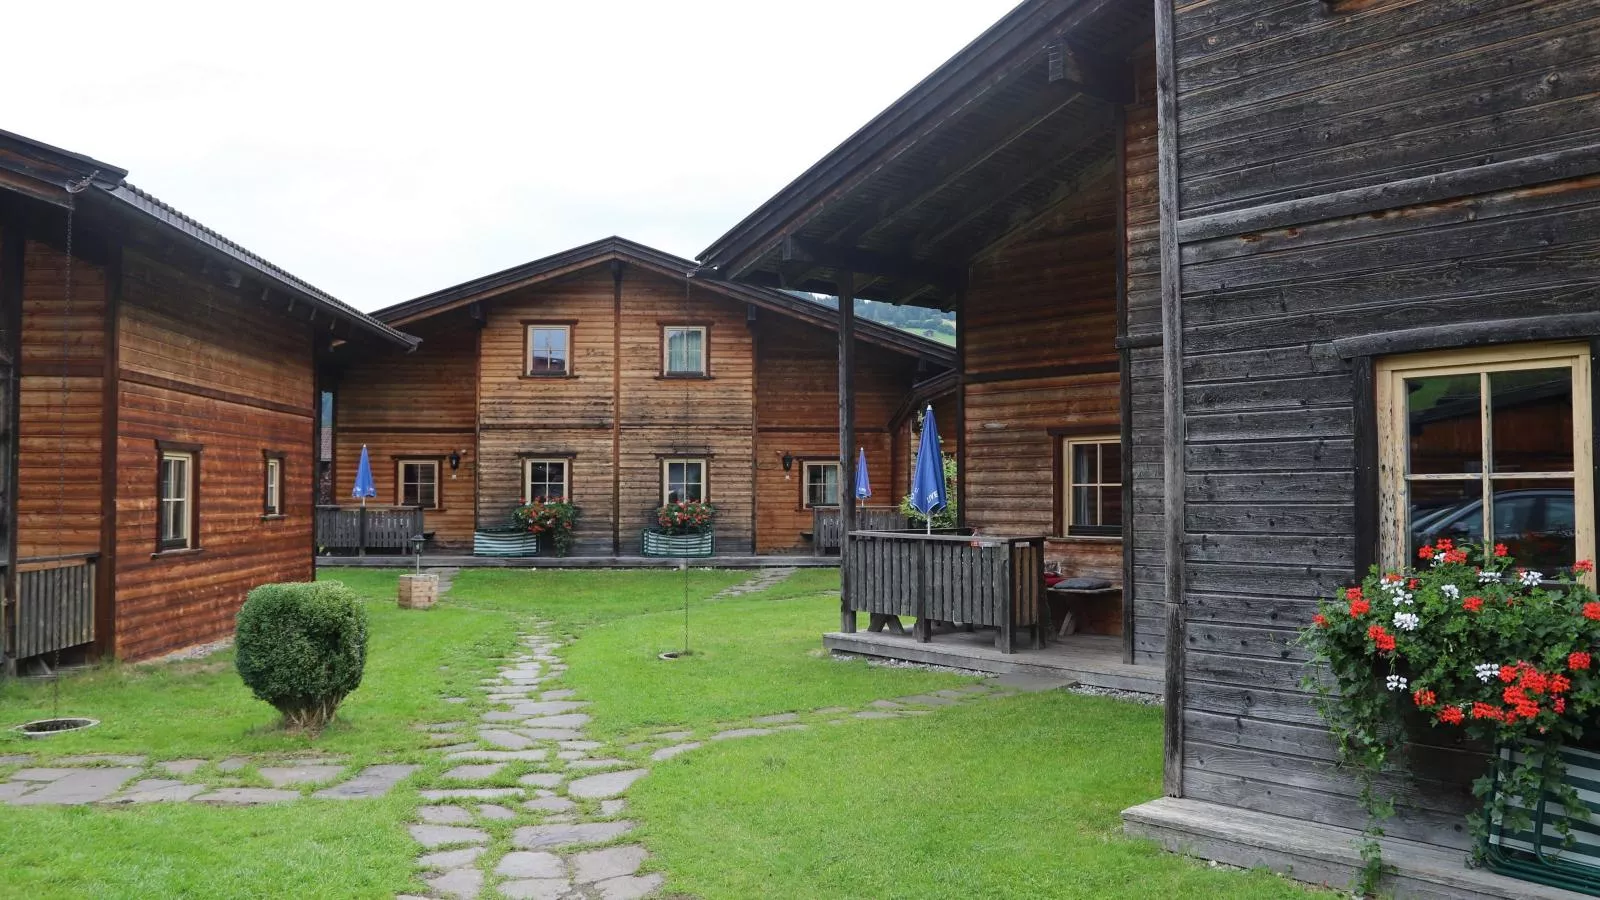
372 236 955 367
697 0 1129 283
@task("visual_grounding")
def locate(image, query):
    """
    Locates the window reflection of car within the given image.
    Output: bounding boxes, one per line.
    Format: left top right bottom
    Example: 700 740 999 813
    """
1411 488 1576 547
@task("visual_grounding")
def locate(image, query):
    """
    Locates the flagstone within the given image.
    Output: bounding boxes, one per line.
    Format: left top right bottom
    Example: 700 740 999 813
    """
409 824 488 848
650 741 700 762
511 821 634 849
57 754 147 766
654 730 692 740
442 763 506 781
10 768 78 782
499 879 569 900
105 779 207 803
510 701 587 716
567 769 647 800
571 845 647 884
711 727 773 740
479 729 535 750
418 805 474 825
157 759 206 777
476 803 517 820
194 787 300 804
540 689 577 700
495 851 565 879
313 764 419 799
446 750 547 762
559 740 602 751
521 796 576 813
12 768 141 805
518 772 565 788
568 758 628 770
0 782 34 800
753 712 799 724
258 765 344 788
600 799 627 816
423 866 483 899
517 728 584 741
417 847 483 869
419 788 523 800
517 713 590 729
595 873 665 899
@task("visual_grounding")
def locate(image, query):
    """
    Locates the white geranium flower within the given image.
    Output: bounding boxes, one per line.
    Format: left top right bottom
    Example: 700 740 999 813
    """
1385 674 1409 691
1440 584 1460 600
1518 570 1543 587
1474 663 1500 683
1393 612 1420 632
1479 570 1502 584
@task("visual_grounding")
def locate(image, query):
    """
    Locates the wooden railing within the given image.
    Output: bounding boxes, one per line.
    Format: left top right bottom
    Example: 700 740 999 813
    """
812 507 910 554
13 553 97 659
842 531 1046 652
316 505 424 555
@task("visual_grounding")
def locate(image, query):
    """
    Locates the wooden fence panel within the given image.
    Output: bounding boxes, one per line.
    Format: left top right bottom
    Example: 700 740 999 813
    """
14 555 96 659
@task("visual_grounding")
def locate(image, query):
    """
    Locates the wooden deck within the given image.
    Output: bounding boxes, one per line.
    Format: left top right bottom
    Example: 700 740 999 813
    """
823 628 1161 695
322 554 838 569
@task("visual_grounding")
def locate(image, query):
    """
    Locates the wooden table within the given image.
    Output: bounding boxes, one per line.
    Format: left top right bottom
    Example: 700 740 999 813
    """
1046 584 1121 637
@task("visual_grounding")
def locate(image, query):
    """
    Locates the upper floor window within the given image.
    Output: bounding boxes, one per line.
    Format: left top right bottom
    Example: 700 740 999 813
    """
158 444 200 551
663 458 706 504
663 325 706 376
803 461 840 508
263 451 285 517
398 458 441 510
1378 343 1594 575
524 458 569 503
526 324 571 376
1062 437 1122 537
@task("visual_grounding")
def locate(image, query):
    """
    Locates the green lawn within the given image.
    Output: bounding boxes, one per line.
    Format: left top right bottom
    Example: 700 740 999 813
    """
0 565 1315 899
631 692 1315 900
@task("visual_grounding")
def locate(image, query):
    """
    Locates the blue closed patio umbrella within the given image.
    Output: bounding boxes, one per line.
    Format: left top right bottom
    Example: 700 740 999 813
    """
854 447 872 501
352 444 377 506
910 406 947 534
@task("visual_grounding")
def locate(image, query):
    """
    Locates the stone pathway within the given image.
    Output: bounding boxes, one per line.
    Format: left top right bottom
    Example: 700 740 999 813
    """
0 752 418 807
395 616 1064 899
710 566 795 599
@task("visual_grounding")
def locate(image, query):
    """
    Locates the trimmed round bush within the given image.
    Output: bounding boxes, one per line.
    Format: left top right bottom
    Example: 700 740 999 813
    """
235 580 368 731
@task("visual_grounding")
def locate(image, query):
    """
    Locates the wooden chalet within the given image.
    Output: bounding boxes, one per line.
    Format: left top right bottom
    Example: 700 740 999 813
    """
0 129 415 667
700 0 1600 896
321 237 953 558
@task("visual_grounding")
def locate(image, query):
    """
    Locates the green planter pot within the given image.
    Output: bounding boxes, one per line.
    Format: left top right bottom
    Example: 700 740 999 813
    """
473 527 541 557
641 529 715 558
1484 740 1600 896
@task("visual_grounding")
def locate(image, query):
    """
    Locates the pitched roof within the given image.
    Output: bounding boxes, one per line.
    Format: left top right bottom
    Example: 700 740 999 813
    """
0 128 415 349
373 236 955 365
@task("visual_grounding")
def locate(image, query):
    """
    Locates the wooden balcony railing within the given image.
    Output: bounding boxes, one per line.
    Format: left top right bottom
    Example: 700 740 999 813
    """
842 531 1046 652
316 505 424 555
812 507 910 554
13 552 97 659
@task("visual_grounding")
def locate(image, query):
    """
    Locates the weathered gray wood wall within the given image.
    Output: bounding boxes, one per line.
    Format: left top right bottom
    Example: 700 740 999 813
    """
1160 0 1600 849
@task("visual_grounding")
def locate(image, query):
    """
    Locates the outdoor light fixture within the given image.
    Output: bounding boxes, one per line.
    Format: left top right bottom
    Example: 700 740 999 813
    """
781 450 794 479
449 449 463 472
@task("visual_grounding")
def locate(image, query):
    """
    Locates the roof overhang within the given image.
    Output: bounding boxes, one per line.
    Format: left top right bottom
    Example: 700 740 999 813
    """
374 236 955 366
697 0 1149 309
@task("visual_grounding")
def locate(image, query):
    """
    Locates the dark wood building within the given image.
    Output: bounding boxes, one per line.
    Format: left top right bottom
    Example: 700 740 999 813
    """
699 0 1600 896
323 237 952 557
0 129 414 665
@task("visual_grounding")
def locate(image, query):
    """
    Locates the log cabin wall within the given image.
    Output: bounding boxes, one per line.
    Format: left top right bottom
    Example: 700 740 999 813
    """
17 240 105 563
112 249 315 661
1165 0 1600 849
333 309 477 547
1123 42 1163 664
962 170 1122 626
752 315 912 552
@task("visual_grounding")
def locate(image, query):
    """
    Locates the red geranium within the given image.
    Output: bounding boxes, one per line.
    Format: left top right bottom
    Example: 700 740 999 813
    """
1584 602 1600 621
1571 651 1592 671
1576 559 1596 574
1345 586 1363 601
1438 706 1464 725
1349 598 1370 617
1413 689 1437 708
1462 596 1484 613
1418 544 1434 560
1312 614 1328 628
1494 542 1509 557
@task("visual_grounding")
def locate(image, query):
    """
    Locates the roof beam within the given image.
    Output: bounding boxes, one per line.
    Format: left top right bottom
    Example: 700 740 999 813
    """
1047 40 1133 105
912 107 1115 256
781 236 963 295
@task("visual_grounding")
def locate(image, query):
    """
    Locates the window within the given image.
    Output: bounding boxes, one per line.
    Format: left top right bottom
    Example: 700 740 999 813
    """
1378 343 1594 575
663 326 707 376
662 458 706 504
398 459 441 510
263 452 285 517
525 324 571 376
1062 437 1123 536
158 447 198 551
523 458 569 502
803 461 840 508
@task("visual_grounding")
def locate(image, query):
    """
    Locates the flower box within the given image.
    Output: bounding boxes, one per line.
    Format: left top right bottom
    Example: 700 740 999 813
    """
1485 741 1600 893
641 529 714 558
473 527 541 557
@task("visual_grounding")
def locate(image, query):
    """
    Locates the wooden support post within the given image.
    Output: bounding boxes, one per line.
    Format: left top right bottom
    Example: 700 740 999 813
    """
0 200 23 673
1155 0 1187 799
838 272 857 633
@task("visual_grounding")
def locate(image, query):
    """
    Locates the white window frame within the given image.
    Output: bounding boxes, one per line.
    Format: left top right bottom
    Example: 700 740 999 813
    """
523 458 569 503
662 325 707 376
802 460 841 509
525 324 572 376
1377 342 1594 580
662 458 707 505
159 451 195 550
398 459 441 510
264 455 283 516
1062 436 1123 536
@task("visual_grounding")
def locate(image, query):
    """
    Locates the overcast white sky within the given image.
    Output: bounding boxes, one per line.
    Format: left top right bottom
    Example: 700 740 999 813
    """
5 1 1019 311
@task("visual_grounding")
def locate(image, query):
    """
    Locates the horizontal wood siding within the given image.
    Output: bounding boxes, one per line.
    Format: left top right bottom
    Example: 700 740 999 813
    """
478 426 614 556
18 240 104 560
1171 0 1600 849
753 315 913 553
334 311 476 546
113 251 314 662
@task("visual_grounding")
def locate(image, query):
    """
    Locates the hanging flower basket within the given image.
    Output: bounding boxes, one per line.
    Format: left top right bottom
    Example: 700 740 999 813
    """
641 529 714 558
